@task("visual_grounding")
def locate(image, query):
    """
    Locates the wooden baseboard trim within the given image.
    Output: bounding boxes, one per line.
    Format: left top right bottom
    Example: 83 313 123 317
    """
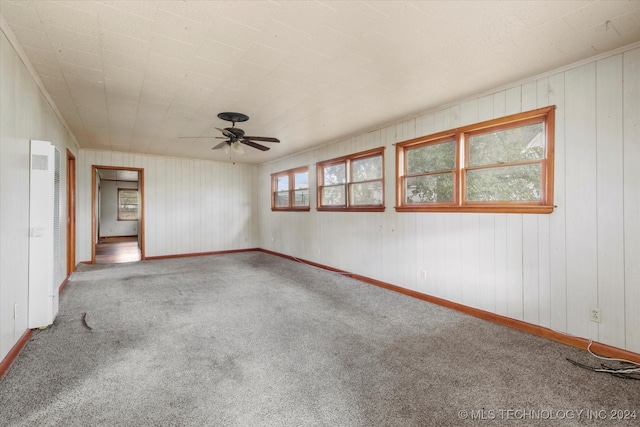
145 248 259 261
260 249 640 364
58 276 69 294
0 329 33 380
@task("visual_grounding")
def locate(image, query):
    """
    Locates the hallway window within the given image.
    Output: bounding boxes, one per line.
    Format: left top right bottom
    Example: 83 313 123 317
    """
118 189 139 220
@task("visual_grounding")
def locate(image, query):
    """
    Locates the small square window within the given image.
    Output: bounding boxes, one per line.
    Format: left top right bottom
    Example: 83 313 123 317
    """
317 147 385 212
271 167 310 211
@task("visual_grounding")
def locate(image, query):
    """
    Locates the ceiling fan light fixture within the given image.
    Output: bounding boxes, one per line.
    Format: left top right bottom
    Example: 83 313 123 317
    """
232 141 245 154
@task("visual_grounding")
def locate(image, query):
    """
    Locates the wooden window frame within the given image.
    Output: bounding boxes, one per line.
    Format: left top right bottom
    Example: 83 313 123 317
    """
271 166 310 211
316 147 385 212
117 188 139 221
396 106 555 214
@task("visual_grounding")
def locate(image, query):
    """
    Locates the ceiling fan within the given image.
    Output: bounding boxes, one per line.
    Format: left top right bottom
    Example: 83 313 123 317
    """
181 112 280 153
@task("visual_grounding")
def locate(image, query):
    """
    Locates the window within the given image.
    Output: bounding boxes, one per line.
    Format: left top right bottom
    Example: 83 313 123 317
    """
271 167 310 211
317 147 385 212
396 106 555 214
118 189 139 220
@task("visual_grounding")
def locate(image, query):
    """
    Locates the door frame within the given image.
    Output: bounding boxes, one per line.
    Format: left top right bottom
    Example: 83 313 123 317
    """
66 149 76 275
91 165 145 263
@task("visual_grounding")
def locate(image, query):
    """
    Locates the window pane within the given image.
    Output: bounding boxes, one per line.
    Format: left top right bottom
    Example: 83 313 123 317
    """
293 189 309 206
405 173 453 203
407 141 455 175
294 172 308 189
323 164 346 185
467 163 541 201
119 190 139 220
275 191 289 207
321 185 345 205
352 156 382 182
276 176 289 191
350 181 382 205
469 123 544 167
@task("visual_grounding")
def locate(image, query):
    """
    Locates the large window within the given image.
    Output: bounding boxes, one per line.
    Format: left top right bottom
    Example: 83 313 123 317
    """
118 188 139 220
317 147 385 212
396 106 555 214
271 166 310 211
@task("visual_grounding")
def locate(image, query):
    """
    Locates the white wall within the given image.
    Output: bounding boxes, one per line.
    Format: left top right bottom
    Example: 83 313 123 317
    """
258 45 640 354
0 28 78 361
76 150 259 261
99 180 139 238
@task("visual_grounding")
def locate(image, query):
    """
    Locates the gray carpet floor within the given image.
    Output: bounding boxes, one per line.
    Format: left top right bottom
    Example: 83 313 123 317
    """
1 252 638 426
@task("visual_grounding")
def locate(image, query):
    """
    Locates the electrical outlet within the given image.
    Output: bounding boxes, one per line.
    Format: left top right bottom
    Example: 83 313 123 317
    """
420 270 427 280
590 307 602 323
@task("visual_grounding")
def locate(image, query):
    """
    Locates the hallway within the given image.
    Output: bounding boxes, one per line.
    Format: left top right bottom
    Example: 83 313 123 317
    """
95 236 141 264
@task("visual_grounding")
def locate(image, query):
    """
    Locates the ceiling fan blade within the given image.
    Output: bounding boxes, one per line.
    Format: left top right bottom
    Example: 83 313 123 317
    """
240 139 270 151
242 136 280 143
212 141 229 150
215 127 234 138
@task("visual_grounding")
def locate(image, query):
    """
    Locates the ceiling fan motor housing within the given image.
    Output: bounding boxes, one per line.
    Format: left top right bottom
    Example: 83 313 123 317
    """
226 128 245 138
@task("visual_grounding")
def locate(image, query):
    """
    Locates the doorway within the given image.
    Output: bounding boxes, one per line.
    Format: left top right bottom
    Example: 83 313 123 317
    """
91 166 145 264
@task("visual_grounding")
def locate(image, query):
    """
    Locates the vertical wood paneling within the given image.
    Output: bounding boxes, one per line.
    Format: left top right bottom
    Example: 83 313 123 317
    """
506 215 523 320
505 86 521 115
565 63 598 340
478 95 494 122
461 214 480 307
478 215 495 312
521 80 537 111
548 72 568 333
538 216 551 329
596 55 625 348
522 216 539 324
155 157 167 255
623 49 640 353
493 91 506 118
415 212 433 295
444 214 462 302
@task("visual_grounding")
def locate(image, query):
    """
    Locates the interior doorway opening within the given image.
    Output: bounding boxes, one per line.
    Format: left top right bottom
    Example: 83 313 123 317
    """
92 166 145 264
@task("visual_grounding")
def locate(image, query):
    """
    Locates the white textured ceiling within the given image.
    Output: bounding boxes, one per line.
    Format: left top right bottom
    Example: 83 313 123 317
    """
2 1 639 164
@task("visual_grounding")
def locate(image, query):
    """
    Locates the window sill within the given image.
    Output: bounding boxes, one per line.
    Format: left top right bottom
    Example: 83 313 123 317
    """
317 207 385 213
271 207 311 212
395 205 555 214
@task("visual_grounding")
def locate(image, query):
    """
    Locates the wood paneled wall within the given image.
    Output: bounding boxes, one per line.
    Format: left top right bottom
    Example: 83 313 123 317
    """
77 151 259 260
258 47 640 353
0 29 77 361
